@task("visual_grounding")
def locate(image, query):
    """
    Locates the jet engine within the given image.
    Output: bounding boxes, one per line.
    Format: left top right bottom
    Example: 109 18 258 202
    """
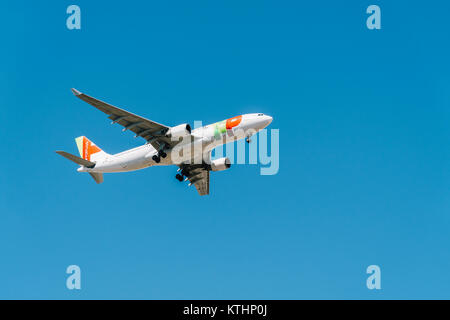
165 123 192 139
210 157 231 172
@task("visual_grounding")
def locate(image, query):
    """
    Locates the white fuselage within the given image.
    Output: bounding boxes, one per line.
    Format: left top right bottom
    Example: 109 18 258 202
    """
79 113 272 173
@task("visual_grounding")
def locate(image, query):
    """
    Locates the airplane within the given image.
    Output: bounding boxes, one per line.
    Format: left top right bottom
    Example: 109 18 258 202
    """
56 89 273 196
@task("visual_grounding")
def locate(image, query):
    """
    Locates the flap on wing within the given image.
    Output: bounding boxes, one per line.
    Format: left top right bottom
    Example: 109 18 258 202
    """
182 165 210 196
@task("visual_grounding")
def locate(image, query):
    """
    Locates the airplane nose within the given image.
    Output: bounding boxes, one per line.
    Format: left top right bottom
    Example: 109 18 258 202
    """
263 115 273 127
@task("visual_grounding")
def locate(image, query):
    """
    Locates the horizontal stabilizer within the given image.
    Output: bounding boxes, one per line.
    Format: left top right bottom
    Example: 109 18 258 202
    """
89 172 104 184
56 151 95 168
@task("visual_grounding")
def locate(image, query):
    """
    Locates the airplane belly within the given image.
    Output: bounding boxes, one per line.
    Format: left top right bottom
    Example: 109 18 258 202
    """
168 140 206 165
95 148 154 172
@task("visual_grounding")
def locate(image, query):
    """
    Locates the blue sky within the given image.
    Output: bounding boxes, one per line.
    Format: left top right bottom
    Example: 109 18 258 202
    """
1 1 450 299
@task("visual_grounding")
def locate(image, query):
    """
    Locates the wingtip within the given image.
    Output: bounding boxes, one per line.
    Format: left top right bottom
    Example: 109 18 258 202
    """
71 88 81 96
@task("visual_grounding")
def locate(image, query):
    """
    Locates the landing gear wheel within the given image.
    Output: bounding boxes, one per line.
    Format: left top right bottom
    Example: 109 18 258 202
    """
176 174 183 182
152 155 161 163
160 151 167 158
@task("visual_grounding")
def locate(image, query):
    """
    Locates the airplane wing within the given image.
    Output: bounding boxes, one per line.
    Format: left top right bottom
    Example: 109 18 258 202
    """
180 164 210 196
71 88 176 150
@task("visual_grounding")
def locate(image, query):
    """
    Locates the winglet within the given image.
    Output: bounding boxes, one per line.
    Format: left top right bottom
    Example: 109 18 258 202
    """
71 88 81 96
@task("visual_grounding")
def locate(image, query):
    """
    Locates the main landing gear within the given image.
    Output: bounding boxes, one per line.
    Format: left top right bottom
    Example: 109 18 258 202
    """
152 150 168 163
175 168 189 182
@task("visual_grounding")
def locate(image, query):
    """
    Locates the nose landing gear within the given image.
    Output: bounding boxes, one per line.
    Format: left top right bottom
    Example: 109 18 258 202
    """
175 173 184 182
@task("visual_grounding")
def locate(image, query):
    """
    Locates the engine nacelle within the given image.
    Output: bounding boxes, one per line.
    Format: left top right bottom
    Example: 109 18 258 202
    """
165 123 191 139
210 157 231 172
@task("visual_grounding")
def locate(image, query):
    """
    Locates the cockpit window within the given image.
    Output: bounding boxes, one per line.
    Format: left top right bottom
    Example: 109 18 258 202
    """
258 113 263 116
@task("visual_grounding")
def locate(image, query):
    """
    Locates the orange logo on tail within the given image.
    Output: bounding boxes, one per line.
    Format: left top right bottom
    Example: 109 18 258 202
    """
83 138 101 161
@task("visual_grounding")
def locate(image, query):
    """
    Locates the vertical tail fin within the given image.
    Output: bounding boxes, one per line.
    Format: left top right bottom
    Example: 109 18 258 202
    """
75 136 108 162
